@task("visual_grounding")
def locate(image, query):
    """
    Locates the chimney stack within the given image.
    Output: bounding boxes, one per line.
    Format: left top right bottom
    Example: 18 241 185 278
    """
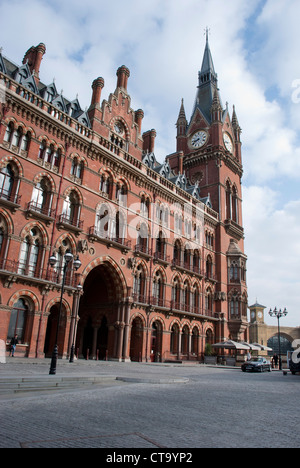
23 43 46 83
116 65 130 92
91 77 105 108
143 129 156 153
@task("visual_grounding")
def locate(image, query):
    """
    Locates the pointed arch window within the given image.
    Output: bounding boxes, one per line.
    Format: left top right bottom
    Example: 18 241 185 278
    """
133 264 146 302
0 162 19 203
4 122 14 143
7 298 29 343
30 177 52 216
71 157 84 180
152 271 164 306
18 228 43 277
62 191 80 227
172 277 181 307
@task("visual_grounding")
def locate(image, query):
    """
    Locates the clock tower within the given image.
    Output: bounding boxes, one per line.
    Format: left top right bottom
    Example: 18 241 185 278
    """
168 31 248 341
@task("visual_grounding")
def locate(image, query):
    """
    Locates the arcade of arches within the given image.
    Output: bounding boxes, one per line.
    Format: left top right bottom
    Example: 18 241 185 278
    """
41 262 218 362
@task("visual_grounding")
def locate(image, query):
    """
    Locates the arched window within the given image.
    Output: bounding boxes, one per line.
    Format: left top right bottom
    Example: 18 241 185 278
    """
133 264 146 302
0 216 8 265
232 186 238 223
229 261 239 282
152 271 164 306
100 174 112 198
12 127 23 147
71 157 84 180
96 205 110 238
18 228 43 277
0 163 18 201
116 182 127 206
7 298 29 343
193 250 201 274
31 177 52 215
170 324 179 354
184 247 191 269
230 296 239 318
191 285 200 313
226 181 231 220
205 288 213 314
172 277 181 307
183 281 190 311
155 231 165 261
140 195 149 218
206 255 213 279
191 327 199 355
62 191 80 227
20 132 30 152
181 325 189 355
4 122 14 143
206 329 214 346
173 240 181 265
137 223 149 253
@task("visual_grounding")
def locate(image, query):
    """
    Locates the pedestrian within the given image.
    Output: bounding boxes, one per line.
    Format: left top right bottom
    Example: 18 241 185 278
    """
247 351 251 361
9 334 18 357
273 353 279 369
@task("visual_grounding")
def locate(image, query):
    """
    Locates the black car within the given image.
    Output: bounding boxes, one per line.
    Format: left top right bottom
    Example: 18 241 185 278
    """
241 357 271 373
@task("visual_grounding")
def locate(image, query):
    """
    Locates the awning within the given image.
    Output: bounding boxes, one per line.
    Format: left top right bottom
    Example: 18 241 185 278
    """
240 342 261 351
251 343 273 352
212 340 250 350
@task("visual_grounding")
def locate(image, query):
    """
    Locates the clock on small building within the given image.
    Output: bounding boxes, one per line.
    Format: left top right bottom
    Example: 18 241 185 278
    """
249 301 265 324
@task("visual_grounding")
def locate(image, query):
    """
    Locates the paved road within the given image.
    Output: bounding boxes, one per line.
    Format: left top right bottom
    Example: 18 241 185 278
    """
0 358 299 449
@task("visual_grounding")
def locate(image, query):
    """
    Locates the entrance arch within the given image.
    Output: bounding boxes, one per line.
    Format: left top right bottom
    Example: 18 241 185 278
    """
130 317 144 362
150 320 163 362
44 302 68 358
76 259 126 360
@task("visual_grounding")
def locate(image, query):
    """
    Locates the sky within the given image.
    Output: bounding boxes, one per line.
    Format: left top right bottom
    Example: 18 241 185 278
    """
0 0 299 327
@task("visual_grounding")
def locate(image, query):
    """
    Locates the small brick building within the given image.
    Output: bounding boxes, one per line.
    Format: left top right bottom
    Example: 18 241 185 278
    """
0 34 248 362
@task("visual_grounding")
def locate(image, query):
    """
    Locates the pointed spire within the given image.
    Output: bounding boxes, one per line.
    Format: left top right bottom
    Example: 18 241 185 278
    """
201 28 216 77
232 105 242 139
177 98 187 127
211 88 223 122
192 31 219 123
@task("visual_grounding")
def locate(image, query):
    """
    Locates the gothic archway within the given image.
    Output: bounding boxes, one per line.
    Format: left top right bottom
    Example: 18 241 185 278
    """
76 260 126 360
130 317 144 362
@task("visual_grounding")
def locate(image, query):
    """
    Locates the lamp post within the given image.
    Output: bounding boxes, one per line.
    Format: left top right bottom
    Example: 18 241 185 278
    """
269 307 288 370
49 250 81 375
69 284 83 363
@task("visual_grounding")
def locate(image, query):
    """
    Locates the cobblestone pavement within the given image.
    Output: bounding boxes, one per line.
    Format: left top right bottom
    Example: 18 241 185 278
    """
0 358 299 448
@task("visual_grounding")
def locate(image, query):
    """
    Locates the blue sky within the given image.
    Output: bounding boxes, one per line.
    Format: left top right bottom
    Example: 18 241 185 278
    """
1 0 299 326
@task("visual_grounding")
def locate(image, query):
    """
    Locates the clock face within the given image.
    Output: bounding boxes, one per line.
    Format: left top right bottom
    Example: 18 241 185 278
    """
258 312 263 319
114 122 124 135
190 131 207 149
223 133 233 152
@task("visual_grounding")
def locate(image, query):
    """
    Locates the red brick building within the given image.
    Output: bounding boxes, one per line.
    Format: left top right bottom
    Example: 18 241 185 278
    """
0 35 248 362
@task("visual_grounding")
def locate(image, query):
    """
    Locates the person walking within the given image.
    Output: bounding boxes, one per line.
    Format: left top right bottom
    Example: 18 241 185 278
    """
273 353 279 369
9 334 18 357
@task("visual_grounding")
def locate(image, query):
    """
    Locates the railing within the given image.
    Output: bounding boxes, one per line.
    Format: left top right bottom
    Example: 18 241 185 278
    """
0 188 21 205
27 201 55 218
172 258 203 276
88 226 131 249
59 214 84 229
0 258 81 288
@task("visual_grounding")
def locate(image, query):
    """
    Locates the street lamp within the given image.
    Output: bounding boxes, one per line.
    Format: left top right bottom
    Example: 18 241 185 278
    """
69 284 83 363
48 250 82 375
269 307 288 370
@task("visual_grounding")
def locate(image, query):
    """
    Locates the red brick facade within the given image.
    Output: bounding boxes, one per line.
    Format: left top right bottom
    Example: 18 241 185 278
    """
0 38 248 362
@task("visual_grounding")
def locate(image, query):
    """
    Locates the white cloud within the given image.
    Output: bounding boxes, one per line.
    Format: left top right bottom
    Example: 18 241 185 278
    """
1 0 299 326
243 186 300 327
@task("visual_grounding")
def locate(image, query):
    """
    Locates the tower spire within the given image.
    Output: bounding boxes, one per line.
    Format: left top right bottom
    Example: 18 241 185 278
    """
192 31 220 124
